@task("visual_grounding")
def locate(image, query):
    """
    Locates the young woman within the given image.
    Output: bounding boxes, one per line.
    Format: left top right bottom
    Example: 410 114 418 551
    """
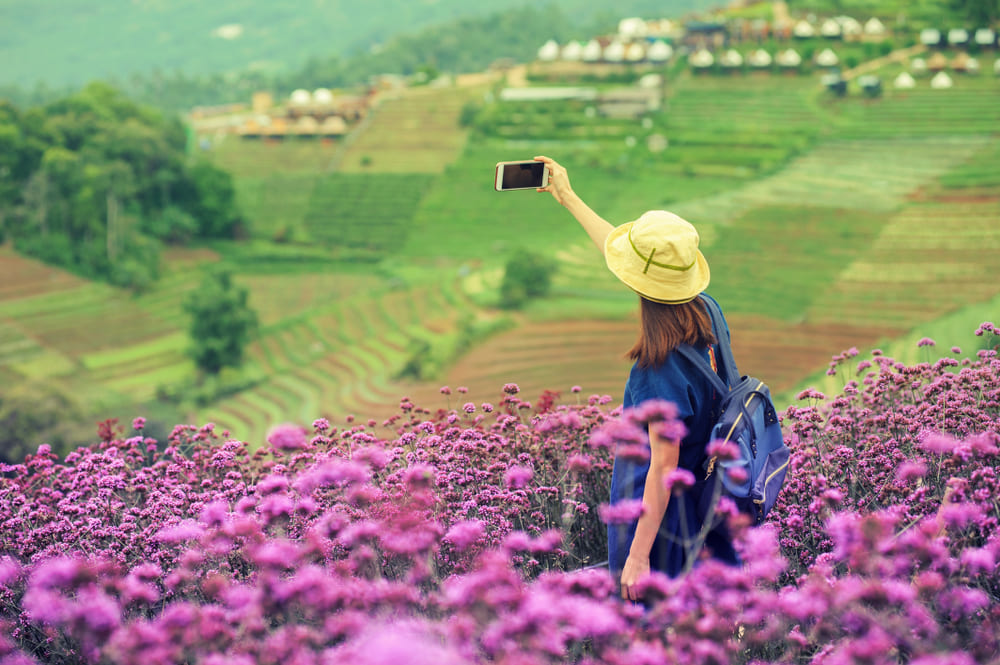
534 155 739 601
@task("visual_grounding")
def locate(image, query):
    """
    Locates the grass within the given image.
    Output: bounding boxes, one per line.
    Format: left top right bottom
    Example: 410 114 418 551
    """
706 204 891 321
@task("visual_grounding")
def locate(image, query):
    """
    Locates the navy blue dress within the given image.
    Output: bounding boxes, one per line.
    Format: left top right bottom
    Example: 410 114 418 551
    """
607 293 740 578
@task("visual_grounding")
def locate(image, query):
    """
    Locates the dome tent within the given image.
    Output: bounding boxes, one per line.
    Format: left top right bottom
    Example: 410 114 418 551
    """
689 49 715 69
930 71 953 88
816 48 839 67
894 71 916 88
562 41 583 61
538 40 560 62
647 40 673 63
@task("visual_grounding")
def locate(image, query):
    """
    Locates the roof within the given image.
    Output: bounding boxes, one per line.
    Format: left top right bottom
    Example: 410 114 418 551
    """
499 87 597 102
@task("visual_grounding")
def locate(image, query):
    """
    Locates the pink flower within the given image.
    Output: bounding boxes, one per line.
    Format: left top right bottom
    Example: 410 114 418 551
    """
567 453 592 473
664 468 695 494
917 337 936 347
312 418 331 432
598 499 645 524
503 465 533 489
444 520 485 551
706 439 740 462
503 383 520 395
131 417 146 431
266 423 307 451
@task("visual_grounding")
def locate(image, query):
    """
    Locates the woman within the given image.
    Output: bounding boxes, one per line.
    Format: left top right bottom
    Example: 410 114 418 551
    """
534 155 739 601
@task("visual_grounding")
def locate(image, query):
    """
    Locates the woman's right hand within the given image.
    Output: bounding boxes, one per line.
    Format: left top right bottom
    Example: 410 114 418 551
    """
533 155 576 207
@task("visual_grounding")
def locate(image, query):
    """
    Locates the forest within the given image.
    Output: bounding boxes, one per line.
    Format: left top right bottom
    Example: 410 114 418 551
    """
0 84 241 290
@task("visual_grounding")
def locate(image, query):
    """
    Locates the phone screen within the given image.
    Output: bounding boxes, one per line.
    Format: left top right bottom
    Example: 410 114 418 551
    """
501 162 546 190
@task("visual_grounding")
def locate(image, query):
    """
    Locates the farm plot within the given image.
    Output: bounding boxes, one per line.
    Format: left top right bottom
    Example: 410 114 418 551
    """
666 76 822 137
830 83 1000 139
337 85 482 174
807 196 1000 330
0 248 84 301
671 137 984 225
302 174 434 255
233 173 321 242
201 279 476 443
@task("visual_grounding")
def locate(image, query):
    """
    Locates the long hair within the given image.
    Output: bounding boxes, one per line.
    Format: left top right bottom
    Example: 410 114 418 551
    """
627 296 716 369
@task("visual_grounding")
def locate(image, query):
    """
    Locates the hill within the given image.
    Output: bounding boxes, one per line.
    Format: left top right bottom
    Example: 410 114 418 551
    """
0 0 717 89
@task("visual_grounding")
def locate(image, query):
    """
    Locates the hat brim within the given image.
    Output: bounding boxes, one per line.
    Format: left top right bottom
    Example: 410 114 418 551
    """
604 221 711 304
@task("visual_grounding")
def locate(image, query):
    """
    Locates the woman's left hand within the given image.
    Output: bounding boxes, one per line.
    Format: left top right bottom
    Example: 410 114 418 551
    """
620 553 650 601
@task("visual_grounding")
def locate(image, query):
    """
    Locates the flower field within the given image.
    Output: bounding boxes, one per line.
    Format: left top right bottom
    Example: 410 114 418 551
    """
2 328 999 664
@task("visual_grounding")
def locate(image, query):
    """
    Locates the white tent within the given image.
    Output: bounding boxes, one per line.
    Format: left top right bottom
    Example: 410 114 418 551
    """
721 49 744 68
638 73 663 89
948 28 969 45
777 49 802 67
864 18 886 36
625 42 646 62
839 16 863 37
748 49 773 68
562 41 583 61
689 49 715 68
290 89 311 105
920 29 941 46
911 58 928 74
820 19 842 38
618 18 648 39
930 71 953 89
966 57 980 73
581 40 602 62
604 41 626 63
995 58 1000 75
313 88 333 105
816 48 839 67
893 72 916 89
793 20 816 38
538 40 560 62
975 29 997 46
647 40 673 63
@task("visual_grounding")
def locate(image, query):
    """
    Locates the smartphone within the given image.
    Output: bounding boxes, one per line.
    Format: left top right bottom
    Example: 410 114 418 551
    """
494 160 549 191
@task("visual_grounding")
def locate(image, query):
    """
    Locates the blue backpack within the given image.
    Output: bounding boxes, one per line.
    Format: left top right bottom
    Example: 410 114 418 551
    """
676 296 790 525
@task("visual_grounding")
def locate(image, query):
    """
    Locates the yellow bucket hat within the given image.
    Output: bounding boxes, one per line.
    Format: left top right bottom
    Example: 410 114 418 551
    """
604 210 710 304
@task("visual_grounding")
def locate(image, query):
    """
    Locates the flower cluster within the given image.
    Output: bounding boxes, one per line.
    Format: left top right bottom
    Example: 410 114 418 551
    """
0 325 997 664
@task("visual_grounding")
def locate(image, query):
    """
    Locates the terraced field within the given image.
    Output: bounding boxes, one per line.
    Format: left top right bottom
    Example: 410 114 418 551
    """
671 137 986 224
337 84 485 174
206 278 477 441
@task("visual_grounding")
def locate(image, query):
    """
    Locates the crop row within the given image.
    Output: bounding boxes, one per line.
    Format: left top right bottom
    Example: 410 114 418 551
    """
203 278 475 443
672 136 983 223
805 196 1000 329
337 86 480 174
301 173 434 255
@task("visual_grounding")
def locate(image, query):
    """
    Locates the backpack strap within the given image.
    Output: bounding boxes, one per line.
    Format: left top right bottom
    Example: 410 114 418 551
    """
697 295 740 387
675 344 729 394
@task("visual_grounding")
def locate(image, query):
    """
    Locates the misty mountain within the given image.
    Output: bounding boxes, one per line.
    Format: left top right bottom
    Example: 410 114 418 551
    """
0 0 719 88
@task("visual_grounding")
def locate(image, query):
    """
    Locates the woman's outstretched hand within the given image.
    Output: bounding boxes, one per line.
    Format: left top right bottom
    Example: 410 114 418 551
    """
533 155 575 207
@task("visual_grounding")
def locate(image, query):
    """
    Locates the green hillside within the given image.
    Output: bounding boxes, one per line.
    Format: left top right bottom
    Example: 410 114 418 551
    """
2 2 999 454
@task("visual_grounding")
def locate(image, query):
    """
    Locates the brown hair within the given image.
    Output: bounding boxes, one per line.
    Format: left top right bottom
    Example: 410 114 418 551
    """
627 296 716 369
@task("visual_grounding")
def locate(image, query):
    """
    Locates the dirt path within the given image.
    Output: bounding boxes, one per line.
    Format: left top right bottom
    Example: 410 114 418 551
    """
841 44 928 80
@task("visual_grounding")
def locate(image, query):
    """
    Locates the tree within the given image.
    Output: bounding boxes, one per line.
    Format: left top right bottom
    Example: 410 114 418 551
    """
950 0 999 24
183 161 242 238
183 269 258 377
500 250 557 309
